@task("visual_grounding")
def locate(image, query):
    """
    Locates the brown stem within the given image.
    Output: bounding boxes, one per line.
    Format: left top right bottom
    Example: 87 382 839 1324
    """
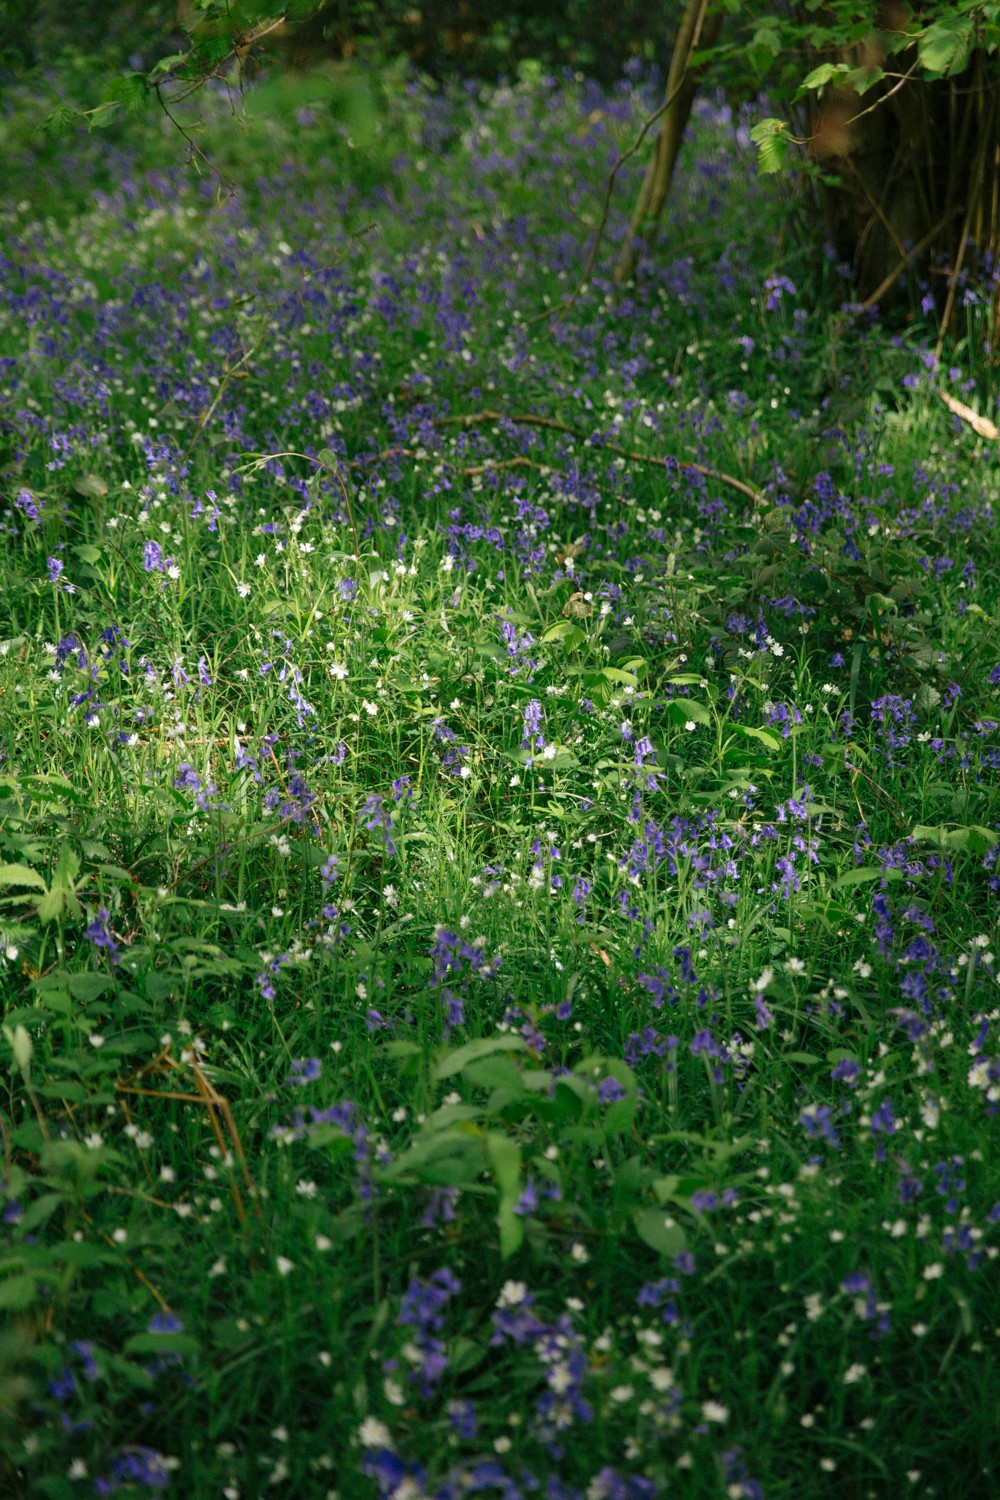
436 408 766 508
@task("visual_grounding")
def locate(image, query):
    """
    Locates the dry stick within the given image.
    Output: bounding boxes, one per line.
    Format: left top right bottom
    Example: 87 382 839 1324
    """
435 408 767 507
78 1208 174 1311
116 1051 263 1234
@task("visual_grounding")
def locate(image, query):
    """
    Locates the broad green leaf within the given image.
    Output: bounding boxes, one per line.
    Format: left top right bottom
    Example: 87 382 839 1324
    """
798 61 847 94
731 724 780 751
845 64 885 95
486 1132 522 1197
750 118 789 174
464 1055 525 1093
541 620 580 643
3 1024 32 1074
433 1034 528 1082
833 867 901 889
633 1210 687 1259
0 1274 38 1311
66 973 114 1002
53 844 81 887
37 887 83 924
666 698 712 726
498 1199 524 1259
101 73 149 114
919 20 971 77
912 823 999 855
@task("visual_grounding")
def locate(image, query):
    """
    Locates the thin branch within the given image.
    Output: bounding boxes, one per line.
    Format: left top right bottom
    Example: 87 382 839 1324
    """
435 409 767 507
525 67 701 330
858 213 956 311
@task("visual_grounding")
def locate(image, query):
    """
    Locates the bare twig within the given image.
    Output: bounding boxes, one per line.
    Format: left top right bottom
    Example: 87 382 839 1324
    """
525 66 696 330
858 214 957 311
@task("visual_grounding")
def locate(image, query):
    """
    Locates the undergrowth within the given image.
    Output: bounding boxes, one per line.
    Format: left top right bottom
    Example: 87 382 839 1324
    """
1 65 1000 1500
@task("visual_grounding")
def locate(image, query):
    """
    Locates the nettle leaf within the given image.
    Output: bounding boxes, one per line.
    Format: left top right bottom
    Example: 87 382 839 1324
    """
919 20 972 77
37 886 83 924
0 864 46 891
749 118 790 174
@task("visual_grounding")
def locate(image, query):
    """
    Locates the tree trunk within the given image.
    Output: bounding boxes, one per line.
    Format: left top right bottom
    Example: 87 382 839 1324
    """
614 0 723 285
808 13 1000 332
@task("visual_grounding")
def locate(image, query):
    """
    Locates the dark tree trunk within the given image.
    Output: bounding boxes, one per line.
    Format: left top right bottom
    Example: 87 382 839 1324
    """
809 16 1000 328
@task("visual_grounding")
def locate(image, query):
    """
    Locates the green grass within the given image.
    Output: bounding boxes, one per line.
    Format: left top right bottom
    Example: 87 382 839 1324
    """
1 65 1000 1500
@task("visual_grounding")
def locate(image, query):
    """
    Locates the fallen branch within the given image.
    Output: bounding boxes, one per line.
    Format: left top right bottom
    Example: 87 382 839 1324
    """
940 390 999 441
434 408 767 507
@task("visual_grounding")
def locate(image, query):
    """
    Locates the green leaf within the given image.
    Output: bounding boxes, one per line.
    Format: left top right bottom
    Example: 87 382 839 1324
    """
749 118 789 174
541 620 581 644
666 698 712 727
919 21 971 77
465 1055 525 1093
0 1274 38 1311
731 724 781 751
3 1024 32 1074
0 864 46 891
37 887 82 924
833 867 902 889
912 823 999 855
433 1035 528 1082
798 61 847 95
66 973 114 1002
498 1199 524 1259
53 844 81 887
123 1332 200 1358
633 1209 687 1259
604 1095 637 1136
845 64 885 95
486 1133 522 1198
101 73 150 114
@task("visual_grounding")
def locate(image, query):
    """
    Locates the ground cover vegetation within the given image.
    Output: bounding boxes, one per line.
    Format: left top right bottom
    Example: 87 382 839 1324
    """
2 43 1000 1500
